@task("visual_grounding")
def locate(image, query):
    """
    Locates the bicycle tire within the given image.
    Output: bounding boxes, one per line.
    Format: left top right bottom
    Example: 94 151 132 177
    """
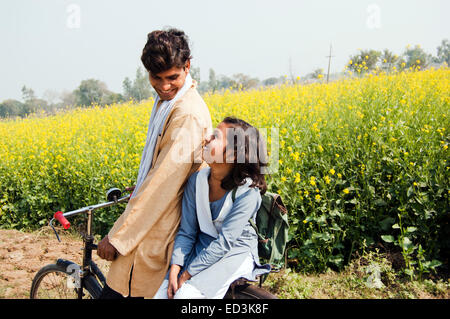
224 283 278 299
30 263 94 299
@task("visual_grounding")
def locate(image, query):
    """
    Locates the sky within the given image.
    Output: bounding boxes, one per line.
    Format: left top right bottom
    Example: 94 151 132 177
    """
1 0 449 101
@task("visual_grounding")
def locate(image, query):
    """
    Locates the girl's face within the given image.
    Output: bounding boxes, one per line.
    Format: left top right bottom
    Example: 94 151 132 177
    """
202 122 233 164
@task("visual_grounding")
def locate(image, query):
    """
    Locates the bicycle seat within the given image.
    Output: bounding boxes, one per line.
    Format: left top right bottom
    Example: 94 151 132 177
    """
224 278 277 299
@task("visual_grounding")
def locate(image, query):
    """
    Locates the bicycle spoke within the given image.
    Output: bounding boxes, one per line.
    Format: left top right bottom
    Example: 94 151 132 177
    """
34 270 81 299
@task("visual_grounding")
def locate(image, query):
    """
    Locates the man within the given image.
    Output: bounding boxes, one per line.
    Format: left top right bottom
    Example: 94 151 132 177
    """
97 28 212 298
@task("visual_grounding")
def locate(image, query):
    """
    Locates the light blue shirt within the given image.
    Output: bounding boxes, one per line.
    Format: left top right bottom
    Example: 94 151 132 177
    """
169 170 270 296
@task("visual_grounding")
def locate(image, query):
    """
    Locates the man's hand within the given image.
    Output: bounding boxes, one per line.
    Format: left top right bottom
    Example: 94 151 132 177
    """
167 264 181 299
97 235 118 261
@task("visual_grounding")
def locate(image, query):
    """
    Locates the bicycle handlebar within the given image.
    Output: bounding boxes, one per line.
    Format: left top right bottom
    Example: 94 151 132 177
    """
54 211 71 229
51 193 131 228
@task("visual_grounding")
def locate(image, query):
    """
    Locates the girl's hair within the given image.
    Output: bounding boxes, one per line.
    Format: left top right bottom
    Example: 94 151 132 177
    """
141 28 192 75
220 117 268 195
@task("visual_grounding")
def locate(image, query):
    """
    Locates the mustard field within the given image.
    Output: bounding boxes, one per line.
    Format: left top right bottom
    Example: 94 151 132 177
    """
1 68 448 274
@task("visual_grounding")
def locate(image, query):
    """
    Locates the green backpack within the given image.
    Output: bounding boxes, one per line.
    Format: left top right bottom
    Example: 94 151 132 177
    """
231 188 289 270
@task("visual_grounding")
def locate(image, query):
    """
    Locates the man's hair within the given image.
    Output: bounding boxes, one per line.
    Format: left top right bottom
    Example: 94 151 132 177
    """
141 28 192 75
220 117 268 195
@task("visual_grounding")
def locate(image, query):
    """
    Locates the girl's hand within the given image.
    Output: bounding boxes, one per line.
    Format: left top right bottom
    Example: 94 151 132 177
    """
177 270 192 288
168 264 181 299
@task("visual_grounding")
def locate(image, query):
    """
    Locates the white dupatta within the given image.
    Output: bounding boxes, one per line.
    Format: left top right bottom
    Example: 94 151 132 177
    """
195 166 253 238
131 73 193 199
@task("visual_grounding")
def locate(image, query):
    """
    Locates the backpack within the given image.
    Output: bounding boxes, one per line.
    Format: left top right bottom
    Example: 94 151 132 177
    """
231 188 289 270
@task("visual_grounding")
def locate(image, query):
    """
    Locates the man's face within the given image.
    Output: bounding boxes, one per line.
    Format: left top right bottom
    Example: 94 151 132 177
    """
149 61 190 101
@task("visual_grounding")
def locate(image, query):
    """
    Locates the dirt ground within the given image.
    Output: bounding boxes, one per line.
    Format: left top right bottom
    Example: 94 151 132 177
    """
0 228 110 299
1 228 447 299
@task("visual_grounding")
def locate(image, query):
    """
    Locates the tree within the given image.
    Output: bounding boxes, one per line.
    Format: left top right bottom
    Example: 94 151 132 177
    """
101 92 124 105
379 49 400 72
347 49 381 74
123 67 153 102
0 99 23 118
133 68 153 101
190 66 201 84
21 85 36 102
208 68 218 93
231 73 260 90
20 85 48 116
122 77 133 100
433 39 450 65
262 77 282 86
309 68 325 79
401 44 432 70
74 79 109 107
216 74 233 91
60 90 76 108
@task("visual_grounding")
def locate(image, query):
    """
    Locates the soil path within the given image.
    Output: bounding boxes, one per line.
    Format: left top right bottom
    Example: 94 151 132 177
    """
0 228 110 298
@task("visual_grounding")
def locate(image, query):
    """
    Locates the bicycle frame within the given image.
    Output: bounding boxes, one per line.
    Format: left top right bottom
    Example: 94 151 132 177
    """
46 190 276 299
49 192 130 299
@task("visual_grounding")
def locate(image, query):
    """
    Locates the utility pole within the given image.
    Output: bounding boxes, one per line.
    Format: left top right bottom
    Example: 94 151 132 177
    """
326 44 335 84
288 57 295 84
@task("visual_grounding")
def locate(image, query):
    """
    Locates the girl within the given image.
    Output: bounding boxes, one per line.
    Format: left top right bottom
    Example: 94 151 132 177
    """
153 116 271 299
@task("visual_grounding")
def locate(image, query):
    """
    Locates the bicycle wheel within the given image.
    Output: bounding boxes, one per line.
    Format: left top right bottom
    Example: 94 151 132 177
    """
30 263 92 299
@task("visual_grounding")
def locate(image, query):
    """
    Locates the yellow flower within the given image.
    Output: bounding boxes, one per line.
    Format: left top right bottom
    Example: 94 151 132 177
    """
329 168 335 175
317 145 324 152
315 194 321 201
337 173 342 179
324 175 331 184
309 176 316 186
281 176 287 182
343 188 349 194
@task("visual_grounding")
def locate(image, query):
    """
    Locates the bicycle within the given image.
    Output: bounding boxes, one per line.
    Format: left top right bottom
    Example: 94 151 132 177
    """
30 188 277 299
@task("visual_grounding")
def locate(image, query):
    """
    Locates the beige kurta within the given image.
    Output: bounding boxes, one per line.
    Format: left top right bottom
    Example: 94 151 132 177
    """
106 81 212 298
